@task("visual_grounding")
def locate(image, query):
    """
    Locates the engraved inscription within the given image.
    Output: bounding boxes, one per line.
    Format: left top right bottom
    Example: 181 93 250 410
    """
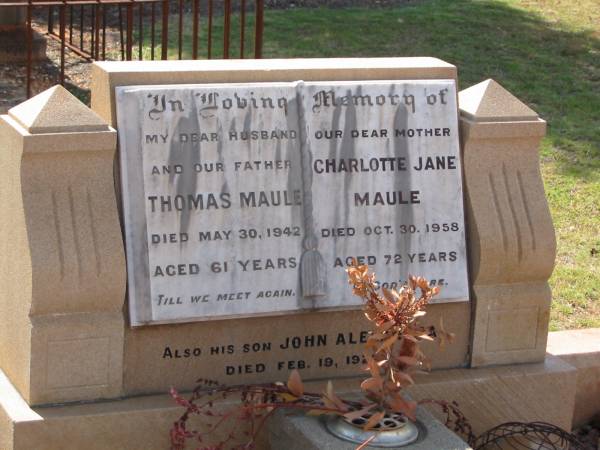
116 80 470 325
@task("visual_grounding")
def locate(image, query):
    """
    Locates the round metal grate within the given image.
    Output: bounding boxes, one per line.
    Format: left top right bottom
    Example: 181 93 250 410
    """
325 411 420 447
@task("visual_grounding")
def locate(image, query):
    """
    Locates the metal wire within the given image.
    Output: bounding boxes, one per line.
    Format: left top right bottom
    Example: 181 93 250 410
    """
474 422 589 450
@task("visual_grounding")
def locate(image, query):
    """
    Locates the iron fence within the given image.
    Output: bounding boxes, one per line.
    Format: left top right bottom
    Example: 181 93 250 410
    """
0 0 264 97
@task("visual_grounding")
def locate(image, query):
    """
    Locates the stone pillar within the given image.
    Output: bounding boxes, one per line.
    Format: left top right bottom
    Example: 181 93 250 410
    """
459 79 555 367
0 85 126 405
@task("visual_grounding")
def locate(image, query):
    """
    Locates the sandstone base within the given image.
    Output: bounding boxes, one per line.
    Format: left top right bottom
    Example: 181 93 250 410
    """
407 354 577 435
547 328 600 428
0 369 178 450
0 354 578 450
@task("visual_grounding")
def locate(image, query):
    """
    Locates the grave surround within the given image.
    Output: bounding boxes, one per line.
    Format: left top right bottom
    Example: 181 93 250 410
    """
0 58 568 450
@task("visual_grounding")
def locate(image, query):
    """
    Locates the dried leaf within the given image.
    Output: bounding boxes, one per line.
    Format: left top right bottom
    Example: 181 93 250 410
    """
378 320 396 332
396 356 419 367
374 300 390 312
323 381 348 411
287 369 303 397
377 334 398 353
417 333 435 342
363 411 385 431
394 370 415 385
279 393 298 402
369 332 387 341
326 380 335 398
364 311 376 322
387 396 417 421
416 277 429 290
382 288 400 303
322 395 339 411
360 377 383 393
366 357 380 379
343 405 376 421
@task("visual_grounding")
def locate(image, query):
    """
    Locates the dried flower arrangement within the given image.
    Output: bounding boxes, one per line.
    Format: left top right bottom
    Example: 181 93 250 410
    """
170 261 472 450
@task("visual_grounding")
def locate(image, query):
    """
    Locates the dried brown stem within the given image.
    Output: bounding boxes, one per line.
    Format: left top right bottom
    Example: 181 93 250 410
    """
170 261 463 450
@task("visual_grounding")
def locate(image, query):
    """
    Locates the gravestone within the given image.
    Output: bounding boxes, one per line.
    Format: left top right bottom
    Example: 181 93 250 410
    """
0 58 573 450
115 80 469 326
88 59 474 396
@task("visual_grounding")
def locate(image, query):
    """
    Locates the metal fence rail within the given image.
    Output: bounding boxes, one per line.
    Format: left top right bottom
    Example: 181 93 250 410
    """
0 0 264 97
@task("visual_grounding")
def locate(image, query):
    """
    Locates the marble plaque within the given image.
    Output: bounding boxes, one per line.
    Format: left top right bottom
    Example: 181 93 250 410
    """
116 80 469 326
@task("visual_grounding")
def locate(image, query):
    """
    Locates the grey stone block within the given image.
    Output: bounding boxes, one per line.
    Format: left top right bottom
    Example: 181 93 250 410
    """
266 406 472 450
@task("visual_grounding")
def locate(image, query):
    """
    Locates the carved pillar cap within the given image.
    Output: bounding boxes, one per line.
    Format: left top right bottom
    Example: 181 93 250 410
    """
458 79 545 139
459 79 539 122
8 85 109 134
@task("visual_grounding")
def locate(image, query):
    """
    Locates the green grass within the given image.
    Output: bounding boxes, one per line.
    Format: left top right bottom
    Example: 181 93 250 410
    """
150 0 599 330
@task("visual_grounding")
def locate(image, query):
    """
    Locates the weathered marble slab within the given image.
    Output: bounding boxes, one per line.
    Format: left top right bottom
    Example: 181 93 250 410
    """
302 80 468 308
116 80 468 326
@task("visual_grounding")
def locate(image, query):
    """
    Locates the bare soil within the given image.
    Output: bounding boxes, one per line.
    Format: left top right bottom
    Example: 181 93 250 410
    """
575 415 600 450
0 22 125 112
